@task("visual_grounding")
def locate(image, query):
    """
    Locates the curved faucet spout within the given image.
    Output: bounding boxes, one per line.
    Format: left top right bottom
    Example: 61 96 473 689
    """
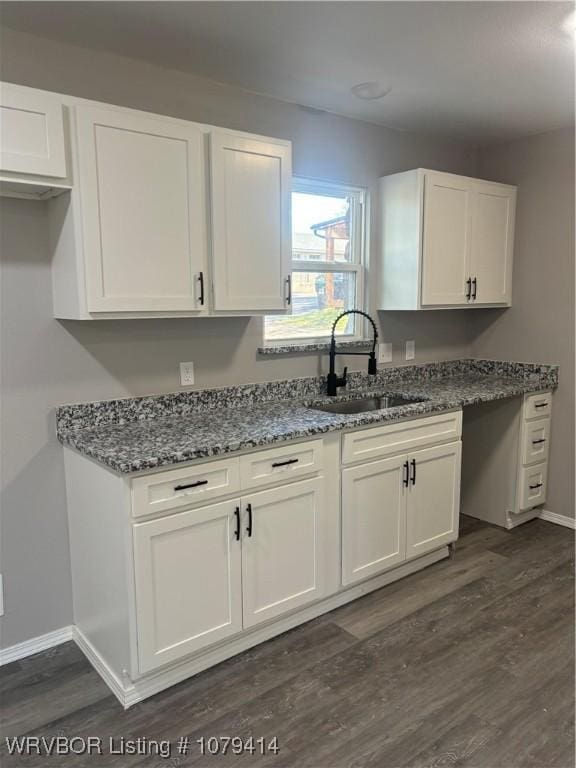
327 310 379 396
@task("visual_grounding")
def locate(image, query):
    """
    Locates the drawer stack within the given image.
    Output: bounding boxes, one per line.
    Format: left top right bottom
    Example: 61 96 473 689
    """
518 391 552 511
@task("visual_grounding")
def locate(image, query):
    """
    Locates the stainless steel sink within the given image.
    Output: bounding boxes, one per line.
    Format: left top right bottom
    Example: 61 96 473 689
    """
311 395 423 415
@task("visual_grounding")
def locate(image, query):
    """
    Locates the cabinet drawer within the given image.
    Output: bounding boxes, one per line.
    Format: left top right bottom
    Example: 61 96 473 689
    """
342 411 462 466
240 440 323 490
518 463 548 511
524 392 552 420
132 458 240 518
521 418 550 466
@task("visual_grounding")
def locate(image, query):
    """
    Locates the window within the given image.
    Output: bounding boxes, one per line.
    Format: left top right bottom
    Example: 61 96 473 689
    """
264 178 367 343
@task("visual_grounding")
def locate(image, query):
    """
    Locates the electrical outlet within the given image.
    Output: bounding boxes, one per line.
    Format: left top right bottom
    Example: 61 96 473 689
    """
179 362 195 387
405 340 415 361
378 342 392 363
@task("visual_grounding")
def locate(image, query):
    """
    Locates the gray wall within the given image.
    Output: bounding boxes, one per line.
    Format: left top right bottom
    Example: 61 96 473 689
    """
0 26 479 648
471 127 575 520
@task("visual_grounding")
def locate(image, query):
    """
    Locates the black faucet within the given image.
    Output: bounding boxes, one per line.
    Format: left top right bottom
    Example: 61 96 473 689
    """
326 310 379 396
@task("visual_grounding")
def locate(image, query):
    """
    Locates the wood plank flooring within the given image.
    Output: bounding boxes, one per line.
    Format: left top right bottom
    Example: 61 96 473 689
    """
1 516 574 768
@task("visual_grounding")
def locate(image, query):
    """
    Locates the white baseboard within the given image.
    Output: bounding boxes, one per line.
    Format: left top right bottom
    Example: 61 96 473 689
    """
0 625 73 666
72 627 127 708
539 509 576 529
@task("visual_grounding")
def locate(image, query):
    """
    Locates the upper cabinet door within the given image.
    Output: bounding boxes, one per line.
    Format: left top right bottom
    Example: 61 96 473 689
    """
469 183 516 305
0 83 66 177
76 105 208 313
241 478 324 628
421 172 472 306
210 131 292 312
133 498 243 674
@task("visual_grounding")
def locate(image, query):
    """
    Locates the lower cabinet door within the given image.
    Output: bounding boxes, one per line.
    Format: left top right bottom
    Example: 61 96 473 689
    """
133 499 243 674
341 456 407 586
241 478 324 628
406 442 461 559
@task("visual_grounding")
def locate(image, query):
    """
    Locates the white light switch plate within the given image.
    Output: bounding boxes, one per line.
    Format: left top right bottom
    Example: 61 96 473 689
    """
405 340 415 361
180 362 195 386
378 343 392 363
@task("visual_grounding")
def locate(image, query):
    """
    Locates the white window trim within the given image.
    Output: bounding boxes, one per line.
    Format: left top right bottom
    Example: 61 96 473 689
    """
264 177 369 346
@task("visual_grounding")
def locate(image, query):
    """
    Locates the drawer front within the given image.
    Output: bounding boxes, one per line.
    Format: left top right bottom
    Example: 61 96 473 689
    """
240 440 323 491
524 392 552 420
342 411 462 466
521 418 550 466
519 463 548 511
132 458 240 518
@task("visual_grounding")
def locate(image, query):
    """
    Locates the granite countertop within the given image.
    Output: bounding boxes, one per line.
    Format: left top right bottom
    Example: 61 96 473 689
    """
56 360 557 475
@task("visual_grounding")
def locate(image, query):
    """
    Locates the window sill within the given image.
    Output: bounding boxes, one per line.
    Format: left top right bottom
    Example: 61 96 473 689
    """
258 340 372 356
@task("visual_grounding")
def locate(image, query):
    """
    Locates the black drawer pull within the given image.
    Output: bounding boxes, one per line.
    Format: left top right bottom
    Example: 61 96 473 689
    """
234 507 241 541
410 459 416 486
532 439 546 445
534 402 548 409
529 483 543 490
471 277 477 301
403 460 409 487
174 480 208 491
285 276 292 306
198 272 205 306
272 458 299 468
246 503 253 537
465 277 472 301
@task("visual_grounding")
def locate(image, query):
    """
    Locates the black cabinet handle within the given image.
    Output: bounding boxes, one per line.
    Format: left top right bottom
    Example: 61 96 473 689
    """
246 503 253 537
285 276 292 306
410 459 416 486
197 272 205 306
272 458 299 468
465 277 472 301
174 479 208 491
471 277 477 301
234 506 241 541
403 461 409 487
532 438 546 445
529 483 543 490
534 402 548 409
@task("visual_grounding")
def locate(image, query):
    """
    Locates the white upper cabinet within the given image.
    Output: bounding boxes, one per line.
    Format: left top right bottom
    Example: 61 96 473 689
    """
0 82 66 178
421 172 471 307
379 169 516 310
469 182 515 304
75 105 208 314
41 88 293 319
210 131 292 312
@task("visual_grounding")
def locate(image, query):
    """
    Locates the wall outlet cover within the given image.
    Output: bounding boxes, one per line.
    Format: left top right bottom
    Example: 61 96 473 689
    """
378 342 393 363
179 362 195 386
405 340 415 360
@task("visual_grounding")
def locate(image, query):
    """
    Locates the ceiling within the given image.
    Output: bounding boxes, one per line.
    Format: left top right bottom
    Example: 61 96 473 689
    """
1 1 574 142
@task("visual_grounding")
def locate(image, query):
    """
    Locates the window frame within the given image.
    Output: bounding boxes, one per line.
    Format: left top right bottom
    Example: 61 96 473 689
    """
264 177 369 346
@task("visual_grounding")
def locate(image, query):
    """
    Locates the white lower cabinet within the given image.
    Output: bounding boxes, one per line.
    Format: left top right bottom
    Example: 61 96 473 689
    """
342 456 406 586
64 418 463 706
133 477 325 672
405 442 462 558
342 440 461 585
133 499 242 674
242 478 324 627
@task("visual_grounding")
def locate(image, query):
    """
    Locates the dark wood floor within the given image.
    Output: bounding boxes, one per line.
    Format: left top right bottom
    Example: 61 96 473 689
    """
1 516 574 768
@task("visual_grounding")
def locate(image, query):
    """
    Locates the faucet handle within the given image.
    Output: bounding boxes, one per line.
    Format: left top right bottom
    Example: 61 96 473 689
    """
341 366 348 385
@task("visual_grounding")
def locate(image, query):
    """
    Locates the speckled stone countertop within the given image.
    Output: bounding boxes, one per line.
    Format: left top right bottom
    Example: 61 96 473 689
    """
56 359 557 474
